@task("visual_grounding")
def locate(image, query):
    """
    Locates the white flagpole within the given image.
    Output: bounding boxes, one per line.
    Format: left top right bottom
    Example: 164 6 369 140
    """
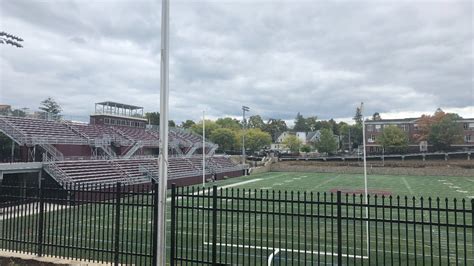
202 110 205 187
157 0 169 264
361 102 369 257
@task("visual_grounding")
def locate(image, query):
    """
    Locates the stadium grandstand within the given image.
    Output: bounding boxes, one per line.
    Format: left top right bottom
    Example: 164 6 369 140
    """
0 101 247 190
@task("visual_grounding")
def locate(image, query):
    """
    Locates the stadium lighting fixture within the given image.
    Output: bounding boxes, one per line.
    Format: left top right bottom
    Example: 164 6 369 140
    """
0 31 23 48
156 0 170 264
242 106 250 175
360 102 370 257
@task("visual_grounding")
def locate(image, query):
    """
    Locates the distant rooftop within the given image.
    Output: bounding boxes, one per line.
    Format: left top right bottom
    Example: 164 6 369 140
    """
95 101 143 110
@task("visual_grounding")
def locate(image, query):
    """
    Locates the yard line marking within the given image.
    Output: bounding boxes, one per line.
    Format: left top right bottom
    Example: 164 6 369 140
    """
260 187 272 190
166 178 263 202
267 248 280 266
314 175 340 189
443 182 453 185
438 179 446 182
456 190 468 193
401 177 415 195
204 242 369 260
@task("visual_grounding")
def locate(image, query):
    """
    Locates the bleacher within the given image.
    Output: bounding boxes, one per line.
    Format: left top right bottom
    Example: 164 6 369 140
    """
45 156 244 187
1 116 87 144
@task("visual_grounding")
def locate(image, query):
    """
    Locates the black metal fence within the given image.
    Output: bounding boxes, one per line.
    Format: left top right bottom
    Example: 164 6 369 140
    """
170 184 474 265
0 183 158 265
1 182 473 265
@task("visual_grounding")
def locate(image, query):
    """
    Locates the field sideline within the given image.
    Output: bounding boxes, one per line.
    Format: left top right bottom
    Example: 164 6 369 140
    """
205 171 474 199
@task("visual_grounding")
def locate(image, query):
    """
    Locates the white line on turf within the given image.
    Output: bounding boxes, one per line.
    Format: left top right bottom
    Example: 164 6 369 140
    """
267 249 280 266
166 178 263 202
203 242 369 260
401 177 415 195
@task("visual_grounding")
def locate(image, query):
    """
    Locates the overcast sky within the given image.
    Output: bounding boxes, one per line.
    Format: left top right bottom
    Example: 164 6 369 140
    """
0 0 473 125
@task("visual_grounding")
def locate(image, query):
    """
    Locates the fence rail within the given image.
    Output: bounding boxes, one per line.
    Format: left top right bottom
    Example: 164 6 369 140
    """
170 184 474 265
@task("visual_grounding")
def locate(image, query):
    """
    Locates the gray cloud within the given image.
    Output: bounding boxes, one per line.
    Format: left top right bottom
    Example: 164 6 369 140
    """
0 0 472 124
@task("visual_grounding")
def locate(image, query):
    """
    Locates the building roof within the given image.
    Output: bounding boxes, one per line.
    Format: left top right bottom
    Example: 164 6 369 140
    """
95 101 143 110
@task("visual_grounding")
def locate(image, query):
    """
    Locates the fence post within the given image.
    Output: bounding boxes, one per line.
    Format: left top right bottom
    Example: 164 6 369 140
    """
37 184 44 257
114 183 121 266
337 191 342 266
212 185 218 265
152 182 159 266
170 184 176 266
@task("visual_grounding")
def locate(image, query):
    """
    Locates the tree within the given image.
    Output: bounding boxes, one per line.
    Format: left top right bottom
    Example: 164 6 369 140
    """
300 144 311 153
11 109 26 117
294 112 309 132
282 135 302 153
235 128 272 152
191 120 220 137
353 107 363 125
263 119 288 142
428 116 463 151
413 109 460 142
216 117 241 130
350 124 363 148
168 120 176 127
180 120 195 129
377 125 408 153
372 112 381 121
247 115 265 130
316 128 338 155
145 112 160 125
210 128 237 151
306 116 318 131
39 97 62 116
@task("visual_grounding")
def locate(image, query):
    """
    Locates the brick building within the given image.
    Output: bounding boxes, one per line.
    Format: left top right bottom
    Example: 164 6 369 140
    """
364 117 474 154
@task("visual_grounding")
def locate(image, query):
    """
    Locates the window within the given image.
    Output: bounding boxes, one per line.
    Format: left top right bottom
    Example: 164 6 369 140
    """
414 124 419 131
367 125 374 132
465 135 472 142
464 123 468 130
375 125 381 131
105 118 110 124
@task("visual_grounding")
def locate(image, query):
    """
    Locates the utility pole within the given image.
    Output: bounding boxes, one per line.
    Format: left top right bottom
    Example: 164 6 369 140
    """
242 106 249 174
156 0 170 264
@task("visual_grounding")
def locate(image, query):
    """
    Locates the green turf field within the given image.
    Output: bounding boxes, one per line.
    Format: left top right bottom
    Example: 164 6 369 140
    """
210 171 474 199
0 171 472 265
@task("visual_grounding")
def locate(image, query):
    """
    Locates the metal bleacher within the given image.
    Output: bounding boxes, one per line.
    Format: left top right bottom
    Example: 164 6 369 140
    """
44 156 244 188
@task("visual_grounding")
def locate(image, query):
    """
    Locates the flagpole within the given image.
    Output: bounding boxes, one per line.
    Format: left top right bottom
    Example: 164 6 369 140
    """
361 102 369 257
202 110 206 187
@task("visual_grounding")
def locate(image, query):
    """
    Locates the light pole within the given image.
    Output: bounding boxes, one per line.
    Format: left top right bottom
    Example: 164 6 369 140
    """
156 0 170 265
360 102 369 257
0 32 23 48
242 106 249 173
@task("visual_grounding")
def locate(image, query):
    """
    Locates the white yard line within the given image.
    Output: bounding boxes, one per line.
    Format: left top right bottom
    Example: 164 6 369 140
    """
167 178 263 202
203 242 369 260
313 175 340 189
401 177 415 195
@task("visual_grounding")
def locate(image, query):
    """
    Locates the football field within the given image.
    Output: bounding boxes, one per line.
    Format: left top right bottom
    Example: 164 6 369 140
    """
1 171 473 265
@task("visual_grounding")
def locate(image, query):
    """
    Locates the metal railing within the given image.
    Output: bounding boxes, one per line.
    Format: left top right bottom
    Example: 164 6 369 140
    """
0 183 158 265
170 185 474 265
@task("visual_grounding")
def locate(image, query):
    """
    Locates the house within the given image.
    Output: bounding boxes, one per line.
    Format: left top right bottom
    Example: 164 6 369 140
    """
270 130 340 152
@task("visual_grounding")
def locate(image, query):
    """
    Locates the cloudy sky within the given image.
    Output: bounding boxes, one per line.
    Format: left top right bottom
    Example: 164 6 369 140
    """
0 0 473 125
